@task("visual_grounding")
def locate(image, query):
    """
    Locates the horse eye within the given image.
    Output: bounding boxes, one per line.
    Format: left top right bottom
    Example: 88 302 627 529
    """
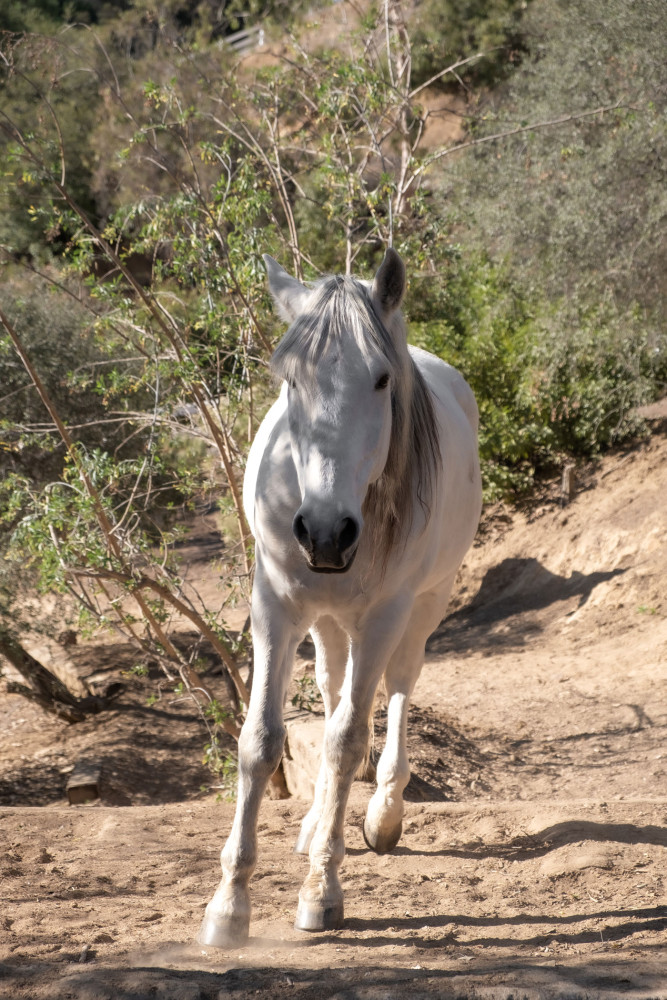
375 373 390 391
287 377 296 390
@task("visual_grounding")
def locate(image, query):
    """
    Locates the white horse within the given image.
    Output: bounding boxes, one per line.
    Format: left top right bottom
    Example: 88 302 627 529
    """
198 249 482 946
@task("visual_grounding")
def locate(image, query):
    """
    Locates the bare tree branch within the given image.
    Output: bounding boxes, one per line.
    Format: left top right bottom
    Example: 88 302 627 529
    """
411 102 624 182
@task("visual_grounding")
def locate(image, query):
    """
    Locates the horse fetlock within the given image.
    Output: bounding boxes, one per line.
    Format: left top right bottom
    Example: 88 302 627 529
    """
221 840 256 882
308 828 346 870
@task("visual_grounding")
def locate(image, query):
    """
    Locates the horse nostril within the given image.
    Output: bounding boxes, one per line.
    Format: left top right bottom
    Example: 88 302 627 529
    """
336 516 359 554
293 512 311 549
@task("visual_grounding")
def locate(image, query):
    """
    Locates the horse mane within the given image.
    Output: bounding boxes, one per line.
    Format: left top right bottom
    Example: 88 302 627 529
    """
270 273 441 566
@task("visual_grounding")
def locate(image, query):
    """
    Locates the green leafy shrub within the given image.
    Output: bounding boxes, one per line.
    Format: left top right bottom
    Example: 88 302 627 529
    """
410 252 549 499
531 303 666 455
409 250 665 499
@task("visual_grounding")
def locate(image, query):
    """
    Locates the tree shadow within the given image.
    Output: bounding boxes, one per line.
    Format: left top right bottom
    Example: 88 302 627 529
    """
0 720 213 806
371 703 487 802
2 948 666 1000
336 907 667 951
0 655 226 807
430 558 627 654
376 818 667 862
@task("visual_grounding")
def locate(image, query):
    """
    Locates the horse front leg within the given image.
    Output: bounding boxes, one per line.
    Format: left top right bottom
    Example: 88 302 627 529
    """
198 567 300 948
294 598 412 932
294 615 349 856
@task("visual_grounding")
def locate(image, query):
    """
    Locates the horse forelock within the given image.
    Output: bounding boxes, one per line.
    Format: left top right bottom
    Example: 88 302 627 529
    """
269 273 441 564
270 275 402 382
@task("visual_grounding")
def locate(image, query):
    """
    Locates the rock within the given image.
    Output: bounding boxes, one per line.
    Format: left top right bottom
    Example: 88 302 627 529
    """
283 714 325 799
539 843 615 877
283 711 376 799
66 759 102 805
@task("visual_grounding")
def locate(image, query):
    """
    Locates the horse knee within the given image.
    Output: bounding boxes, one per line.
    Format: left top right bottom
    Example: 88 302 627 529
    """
238 721 285 778
325 713 368 778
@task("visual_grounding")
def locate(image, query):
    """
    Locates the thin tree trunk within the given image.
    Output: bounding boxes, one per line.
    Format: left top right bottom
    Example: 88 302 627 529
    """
386 0 413 218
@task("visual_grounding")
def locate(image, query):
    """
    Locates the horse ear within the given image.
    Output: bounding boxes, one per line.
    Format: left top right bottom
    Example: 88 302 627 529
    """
263 255 310 323
371 248 406 317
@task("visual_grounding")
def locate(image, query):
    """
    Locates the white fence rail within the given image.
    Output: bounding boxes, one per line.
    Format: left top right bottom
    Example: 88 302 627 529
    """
224 24 265 53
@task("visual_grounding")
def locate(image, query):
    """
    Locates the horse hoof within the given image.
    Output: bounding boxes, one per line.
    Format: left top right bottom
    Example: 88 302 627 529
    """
196 912 249 949
363 818 402 854
294 898 344 932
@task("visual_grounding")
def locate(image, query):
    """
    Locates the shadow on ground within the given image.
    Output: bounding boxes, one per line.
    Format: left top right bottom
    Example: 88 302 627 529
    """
0 636 235 807
431 558 626 654
2 949 666 1000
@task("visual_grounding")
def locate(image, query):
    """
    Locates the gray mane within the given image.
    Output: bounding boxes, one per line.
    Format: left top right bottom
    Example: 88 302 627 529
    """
271 274 441 564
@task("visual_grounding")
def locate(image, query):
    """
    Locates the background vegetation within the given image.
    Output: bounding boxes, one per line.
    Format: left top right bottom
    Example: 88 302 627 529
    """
0 0 665 778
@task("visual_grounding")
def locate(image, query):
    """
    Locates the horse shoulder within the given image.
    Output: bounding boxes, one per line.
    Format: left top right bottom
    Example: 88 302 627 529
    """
243 383 289 537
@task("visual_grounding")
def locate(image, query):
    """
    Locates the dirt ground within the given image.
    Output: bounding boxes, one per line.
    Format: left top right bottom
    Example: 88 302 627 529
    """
1 427 666 1000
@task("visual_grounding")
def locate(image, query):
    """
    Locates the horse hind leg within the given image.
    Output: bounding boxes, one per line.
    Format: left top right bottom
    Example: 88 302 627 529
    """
294 615 349 855
363 585 453 854
362 660 416 854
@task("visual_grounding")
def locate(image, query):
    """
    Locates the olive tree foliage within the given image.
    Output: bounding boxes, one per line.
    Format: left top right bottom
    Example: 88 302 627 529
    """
447 0 667 314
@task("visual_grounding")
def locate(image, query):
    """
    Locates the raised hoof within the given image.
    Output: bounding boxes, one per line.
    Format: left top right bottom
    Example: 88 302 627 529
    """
363 818 402 854
294 898 344 932
196 912 249 949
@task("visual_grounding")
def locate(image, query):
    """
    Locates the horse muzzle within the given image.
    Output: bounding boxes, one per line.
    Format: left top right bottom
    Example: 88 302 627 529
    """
292 506 360 573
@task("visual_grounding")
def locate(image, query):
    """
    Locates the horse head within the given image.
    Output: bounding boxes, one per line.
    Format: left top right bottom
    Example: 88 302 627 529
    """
264 250 409 573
